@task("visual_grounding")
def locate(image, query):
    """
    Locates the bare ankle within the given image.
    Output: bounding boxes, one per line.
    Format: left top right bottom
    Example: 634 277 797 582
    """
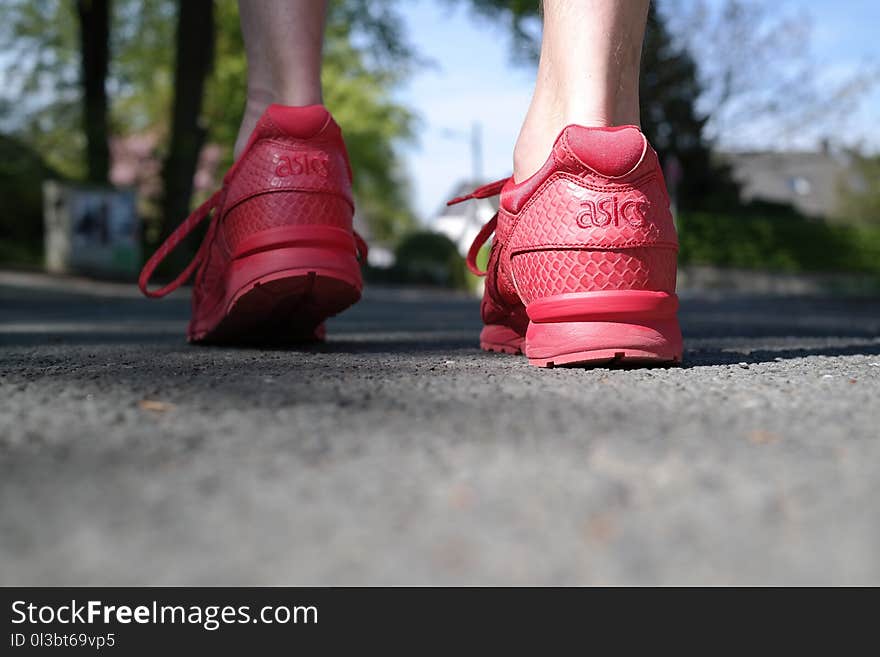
514 104 622 183
513 0 648 182
234 98 268 160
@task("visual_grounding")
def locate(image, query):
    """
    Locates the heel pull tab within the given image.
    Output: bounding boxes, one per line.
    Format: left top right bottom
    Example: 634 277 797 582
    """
562 125 647 178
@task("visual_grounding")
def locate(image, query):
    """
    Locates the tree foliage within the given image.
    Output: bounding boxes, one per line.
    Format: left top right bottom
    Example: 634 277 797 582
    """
640 3 738 208
0 0 84 177
450 0 542 61
0 134 59 261
0 0 417 246
838 154 880 227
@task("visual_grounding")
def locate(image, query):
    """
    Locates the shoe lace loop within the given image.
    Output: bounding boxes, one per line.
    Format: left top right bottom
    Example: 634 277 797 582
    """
139 190 370 299
447 176 510 277
353 231 369 264
138 189 225 299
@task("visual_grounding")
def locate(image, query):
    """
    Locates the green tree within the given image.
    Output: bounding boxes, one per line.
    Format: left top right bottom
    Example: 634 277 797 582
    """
0 134 60 263
0 0 417 252
640 3 738 208
75 0 111 183
161 0 215 242
0 0 84 179
838 153 880 227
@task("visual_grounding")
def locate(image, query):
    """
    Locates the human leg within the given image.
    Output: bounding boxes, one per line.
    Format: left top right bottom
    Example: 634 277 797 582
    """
235 0 328 158
513 0 649 182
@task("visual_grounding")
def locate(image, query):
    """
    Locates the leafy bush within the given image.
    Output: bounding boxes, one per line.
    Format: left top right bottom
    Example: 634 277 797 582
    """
0 134 61 265
677 210 880 275
837 153 880 227
392 231 468 289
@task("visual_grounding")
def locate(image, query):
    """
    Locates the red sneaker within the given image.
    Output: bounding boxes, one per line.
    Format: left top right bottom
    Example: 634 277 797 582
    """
139 104 367 343
450 125 682 367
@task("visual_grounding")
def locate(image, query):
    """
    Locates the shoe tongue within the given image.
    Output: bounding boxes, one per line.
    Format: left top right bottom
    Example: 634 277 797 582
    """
560 124 646 177
260 104 331 139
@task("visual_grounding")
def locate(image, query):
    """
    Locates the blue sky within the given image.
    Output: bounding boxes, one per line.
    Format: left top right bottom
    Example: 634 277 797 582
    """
396 0 880 221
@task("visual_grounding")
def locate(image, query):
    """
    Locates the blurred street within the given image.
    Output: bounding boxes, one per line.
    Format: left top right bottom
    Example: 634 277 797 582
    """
1 270 879 585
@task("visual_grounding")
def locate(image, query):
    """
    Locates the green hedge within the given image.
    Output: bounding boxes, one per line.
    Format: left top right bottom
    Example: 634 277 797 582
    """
0 134 60 265
677 211 880 276
390 231 468 289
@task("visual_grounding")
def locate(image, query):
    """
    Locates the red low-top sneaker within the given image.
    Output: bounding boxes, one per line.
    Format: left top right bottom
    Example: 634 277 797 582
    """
139 104 367 343
449 124 682 367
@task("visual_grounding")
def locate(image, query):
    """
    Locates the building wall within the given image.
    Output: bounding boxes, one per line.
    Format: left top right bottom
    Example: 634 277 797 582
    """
721 151 849 219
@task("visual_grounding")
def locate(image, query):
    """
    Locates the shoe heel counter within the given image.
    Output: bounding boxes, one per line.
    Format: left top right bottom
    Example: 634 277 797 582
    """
508 143 678 306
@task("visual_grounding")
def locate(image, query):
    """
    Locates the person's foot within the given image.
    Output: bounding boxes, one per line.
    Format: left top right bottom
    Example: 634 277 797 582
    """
450 124 682 367
139 104 366 344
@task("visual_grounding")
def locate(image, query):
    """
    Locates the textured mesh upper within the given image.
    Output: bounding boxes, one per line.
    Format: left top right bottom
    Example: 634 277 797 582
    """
220 193 352 254
510 247 677 306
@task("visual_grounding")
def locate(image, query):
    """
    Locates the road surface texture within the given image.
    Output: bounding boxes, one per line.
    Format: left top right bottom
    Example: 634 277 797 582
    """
1 269 879 585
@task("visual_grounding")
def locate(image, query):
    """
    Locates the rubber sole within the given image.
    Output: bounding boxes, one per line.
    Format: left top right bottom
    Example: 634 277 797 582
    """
193 270 360 345
479 324 524 355
532 350 680 368
525 320 682 368
480 291 683 368
525 291 682 368
189 240 362 344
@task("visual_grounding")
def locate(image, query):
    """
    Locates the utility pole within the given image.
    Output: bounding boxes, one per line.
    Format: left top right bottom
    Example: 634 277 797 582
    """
470 121 483 185
467 122 485 244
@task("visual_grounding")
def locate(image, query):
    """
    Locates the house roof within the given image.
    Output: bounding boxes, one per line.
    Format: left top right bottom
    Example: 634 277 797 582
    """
720 150 850 218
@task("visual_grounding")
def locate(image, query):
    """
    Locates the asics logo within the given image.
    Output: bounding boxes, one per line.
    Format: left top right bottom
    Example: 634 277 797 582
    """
576 195 650 229
275 153 329 178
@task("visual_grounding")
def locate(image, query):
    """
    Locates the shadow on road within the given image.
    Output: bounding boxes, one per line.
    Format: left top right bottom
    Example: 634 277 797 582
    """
2 279 879 366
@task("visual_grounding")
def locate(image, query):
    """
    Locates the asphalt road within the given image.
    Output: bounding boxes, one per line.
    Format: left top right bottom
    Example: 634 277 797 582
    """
1 270 879 585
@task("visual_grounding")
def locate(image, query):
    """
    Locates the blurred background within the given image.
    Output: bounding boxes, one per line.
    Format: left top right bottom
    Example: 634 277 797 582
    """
0 0 878 290
2 0 880 588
